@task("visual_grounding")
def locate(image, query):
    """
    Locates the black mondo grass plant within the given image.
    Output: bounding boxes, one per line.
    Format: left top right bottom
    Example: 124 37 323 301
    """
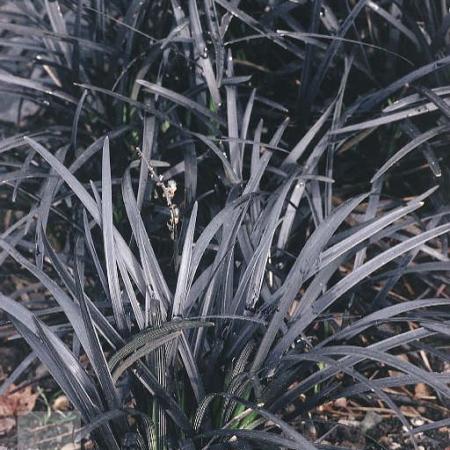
1 1 450 449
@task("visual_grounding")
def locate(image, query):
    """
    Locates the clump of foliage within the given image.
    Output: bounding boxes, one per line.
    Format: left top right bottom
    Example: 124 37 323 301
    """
1 1 450 449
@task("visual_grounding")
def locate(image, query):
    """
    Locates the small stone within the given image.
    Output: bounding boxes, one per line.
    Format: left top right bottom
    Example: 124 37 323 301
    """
335 397 347 408
415 383 431 398
411 417 425 427
360 411 382 433
52 395 70 412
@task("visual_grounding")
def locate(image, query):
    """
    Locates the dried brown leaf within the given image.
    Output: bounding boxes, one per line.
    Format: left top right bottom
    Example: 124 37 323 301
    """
0 384 38 417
